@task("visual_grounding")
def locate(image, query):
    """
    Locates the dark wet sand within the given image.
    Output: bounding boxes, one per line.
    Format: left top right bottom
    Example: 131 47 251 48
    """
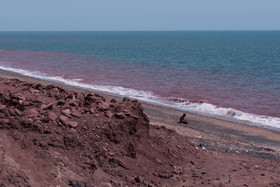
1 68 279 160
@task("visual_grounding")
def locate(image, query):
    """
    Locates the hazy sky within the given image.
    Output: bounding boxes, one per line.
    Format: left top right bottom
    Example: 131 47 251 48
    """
0 0 280 31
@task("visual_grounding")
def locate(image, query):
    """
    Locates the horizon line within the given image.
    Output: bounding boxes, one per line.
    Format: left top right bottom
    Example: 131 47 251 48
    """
0 29 280 32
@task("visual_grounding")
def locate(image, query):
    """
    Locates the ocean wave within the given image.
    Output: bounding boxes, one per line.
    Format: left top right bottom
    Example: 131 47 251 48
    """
71 78 84 82
0 65 279 130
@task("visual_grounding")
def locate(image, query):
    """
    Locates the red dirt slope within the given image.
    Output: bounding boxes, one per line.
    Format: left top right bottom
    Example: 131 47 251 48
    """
0 78 279 186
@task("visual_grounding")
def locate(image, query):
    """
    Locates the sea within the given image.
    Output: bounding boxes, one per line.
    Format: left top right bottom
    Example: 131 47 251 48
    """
0 31 279 130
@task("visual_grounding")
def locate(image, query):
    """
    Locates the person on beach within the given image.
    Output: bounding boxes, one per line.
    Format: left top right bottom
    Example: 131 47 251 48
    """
179 113 189 124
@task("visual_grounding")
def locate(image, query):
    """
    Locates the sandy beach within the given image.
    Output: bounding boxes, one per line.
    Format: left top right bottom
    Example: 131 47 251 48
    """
0 68 280 186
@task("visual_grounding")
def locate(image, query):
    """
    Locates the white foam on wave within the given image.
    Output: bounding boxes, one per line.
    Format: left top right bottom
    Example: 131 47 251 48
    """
0 65 279 130
170 101 280 130
71 78 84 82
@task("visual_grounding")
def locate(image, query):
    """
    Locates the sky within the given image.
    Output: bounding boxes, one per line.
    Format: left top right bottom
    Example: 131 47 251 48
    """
0 0 280 31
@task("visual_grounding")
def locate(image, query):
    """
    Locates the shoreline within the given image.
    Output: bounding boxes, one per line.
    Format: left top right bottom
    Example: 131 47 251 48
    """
0 68 280 160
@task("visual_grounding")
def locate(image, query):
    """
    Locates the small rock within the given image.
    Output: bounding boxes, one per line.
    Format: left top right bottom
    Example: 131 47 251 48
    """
59 115 69 125
192 173 198 178
9 109 16 116
0 118 10 124
105 111 114 118
0 104 6 110
49 112 57 121
68 121 78 128
22 101 31 106
3 110 10 117
71 110 82 118
21 117 34 127
18 100 24 105
69 101 78 106
176 145 182 149
11 99 18 105
12 94 25 100
15 109 22 116
0 112 6 118
156 159 163 164
173 166 181 174
59 115 78 128
76 92 85 101
62 109 72 117
29 87 40 94
30 98 42 103
41 103 53 110
0 119 10 128
115 112 126 119
25 108 39 116
127 176 136 184
90 108 95 114
130 115 139 119
98 102 110 111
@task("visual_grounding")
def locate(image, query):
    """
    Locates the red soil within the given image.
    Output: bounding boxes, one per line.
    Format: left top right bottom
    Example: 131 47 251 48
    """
0 78 279 186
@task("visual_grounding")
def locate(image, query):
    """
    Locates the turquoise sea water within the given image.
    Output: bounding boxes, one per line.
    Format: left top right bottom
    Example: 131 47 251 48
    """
0 31 279 128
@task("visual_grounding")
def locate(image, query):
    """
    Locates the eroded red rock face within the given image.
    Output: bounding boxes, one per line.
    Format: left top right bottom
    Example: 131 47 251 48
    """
0 78 183 186
0 78 280 187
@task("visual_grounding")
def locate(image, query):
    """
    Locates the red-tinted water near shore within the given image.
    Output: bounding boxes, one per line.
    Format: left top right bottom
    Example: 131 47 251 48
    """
0 50 279 129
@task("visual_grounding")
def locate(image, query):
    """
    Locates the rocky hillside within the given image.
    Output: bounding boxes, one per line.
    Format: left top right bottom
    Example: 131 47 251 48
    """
0 78 280 186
